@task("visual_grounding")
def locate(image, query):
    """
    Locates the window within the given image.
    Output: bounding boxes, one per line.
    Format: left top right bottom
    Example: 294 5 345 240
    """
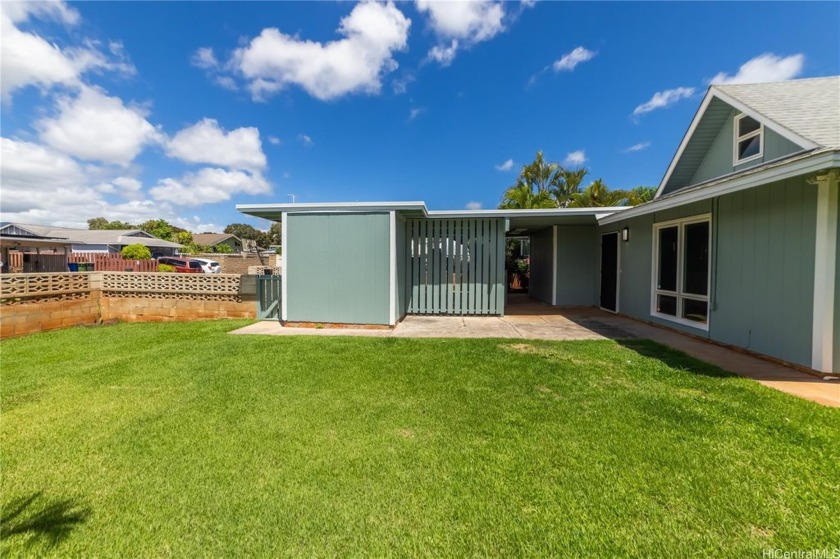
734 113 763 164
652 216 711 329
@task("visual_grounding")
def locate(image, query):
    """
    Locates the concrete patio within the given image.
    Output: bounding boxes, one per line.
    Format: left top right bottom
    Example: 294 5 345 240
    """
232 296 840 408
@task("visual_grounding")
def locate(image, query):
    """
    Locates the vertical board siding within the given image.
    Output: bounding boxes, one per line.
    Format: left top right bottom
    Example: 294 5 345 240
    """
286 213 390 325
406 218 505 315
553 225 600 306
605 178 816 368
395 214 408 322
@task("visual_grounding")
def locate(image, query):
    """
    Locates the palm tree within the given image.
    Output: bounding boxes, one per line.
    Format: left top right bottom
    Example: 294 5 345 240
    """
498 151 565 209
552 168 589 207
568 179 636 208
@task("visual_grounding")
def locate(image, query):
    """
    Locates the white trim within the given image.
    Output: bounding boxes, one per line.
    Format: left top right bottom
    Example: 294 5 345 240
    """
733 113 764 165
389 211 397 326
650 214 713 332
551 225 558 305
599 150 840 226
280 212 288 322
655 88 820 198
599 231 620 313
811 171 838 372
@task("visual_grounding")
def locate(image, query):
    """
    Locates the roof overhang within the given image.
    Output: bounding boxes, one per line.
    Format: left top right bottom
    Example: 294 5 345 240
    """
0 236 73 248
237 202 628 234
601 149 840 226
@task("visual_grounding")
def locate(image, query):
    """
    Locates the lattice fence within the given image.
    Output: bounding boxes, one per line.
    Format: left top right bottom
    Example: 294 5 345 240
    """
100 272 242 301
0 273 91 306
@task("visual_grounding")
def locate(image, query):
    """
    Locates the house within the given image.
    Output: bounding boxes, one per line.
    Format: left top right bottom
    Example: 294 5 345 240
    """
192 233 246 253
0 223 182 259
237 76 839 376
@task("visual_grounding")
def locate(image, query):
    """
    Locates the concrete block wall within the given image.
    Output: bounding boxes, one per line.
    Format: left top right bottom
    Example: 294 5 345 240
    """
0 294 101 338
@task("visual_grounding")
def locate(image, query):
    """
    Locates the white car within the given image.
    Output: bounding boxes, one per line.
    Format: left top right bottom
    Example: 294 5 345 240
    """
189 257 222 274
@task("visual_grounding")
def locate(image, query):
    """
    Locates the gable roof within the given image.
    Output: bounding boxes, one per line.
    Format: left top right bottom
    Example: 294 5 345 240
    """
0 223 182 248
193 233 240 246
657 76 839 197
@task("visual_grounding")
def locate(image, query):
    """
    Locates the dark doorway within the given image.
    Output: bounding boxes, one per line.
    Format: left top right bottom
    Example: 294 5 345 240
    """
600 232 619 312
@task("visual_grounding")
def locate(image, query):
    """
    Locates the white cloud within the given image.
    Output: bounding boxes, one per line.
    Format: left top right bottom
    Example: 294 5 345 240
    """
37 86 161 166
150 168 271 207
623 141 651 153
417 0 505 65
408 107 426 121
495 158 514 171
191 47 218 70
268 136 281 145
709 53 804 85
297 134 314 147
553 46 596 72
166 118 266 171
564 150 587 167
392 73 415 94
633 87 695 117
466 201 482 210
0 1 134 102
0 137 172 228
229 1 410 101
214 75 238 91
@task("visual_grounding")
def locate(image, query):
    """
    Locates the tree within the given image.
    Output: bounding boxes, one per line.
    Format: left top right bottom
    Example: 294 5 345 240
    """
138 219 175 241
213 243 233 254
553 168 589 207
630 186 657 204
88 217 134 230
499 151 565 209
121 244 152 260
265 222 282 246
224 223 262 241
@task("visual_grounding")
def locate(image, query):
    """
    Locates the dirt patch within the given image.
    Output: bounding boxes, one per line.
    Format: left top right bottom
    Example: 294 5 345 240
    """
498 343 593 366
749 525 775 539
396 428 416 439
536 385 561 400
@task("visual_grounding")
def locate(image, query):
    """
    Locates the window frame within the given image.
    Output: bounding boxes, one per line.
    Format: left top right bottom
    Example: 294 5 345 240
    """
650 214 712 331
733 113 764 165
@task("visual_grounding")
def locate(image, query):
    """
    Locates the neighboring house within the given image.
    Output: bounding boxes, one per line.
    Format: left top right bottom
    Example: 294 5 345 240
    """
193 233 245 253
238 76 839 376
0 224 182 256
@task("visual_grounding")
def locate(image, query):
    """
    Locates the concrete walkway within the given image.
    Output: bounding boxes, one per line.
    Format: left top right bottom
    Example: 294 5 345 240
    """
232 299 839 408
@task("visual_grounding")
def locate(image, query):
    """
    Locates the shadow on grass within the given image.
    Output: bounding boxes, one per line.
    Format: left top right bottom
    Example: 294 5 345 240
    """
616 338 739 379
1 492 90 550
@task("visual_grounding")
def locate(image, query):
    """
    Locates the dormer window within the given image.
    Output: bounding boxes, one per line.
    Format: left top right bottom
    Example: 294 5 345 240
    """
734 113 763 164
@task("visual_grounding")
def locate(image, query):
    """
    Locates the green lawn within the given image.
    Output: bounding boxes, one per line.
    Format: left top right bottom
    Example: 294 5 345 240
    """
2 321 838 557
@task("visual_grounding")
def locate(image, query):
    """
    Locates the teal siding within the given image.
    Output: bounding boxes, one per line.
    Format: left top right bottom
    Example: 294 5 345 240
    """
691 110 804 186
713 178 815 367
606 178 817 368
286 212 390 325
833 185 840 373
406 218 505 315
554 226 598 306
395 214 408 323
529 228 554 304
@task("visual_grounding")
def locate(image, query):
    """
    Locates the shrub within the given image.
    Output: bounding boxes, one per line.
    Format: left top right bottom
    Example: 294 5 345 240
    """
158 264 176 273
122 244 152 260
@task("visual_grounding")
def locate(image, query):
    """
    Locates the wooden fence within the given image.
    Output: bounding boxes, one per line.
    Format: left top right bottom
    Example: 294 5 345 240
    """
69 253 158 272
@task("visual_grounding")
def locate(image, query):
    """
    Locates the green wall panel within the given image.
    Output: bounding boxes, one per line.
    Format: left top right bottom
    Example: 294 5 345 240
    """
605 177 817 368
713 177 816 367
286 212 390 325
528 228 553 304
833 183 840 373
554 225 598 306
395 214 408 322
691 109 804 186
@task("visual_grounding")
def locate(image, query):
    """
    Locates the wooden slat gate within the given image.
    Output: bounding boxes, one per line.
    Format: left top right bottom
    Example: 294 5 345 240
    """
257 275 282 320
406 218 506 315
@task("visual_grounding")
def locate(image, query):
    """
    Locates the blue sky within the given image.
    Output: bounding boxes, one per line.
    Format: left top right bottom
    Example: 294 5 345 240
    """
2 1 838 232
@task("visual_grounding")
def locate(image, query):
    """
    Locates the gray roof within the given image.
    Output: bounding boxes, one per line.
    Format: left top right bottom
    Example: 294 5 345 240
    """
0 223 182 248
193 233 239 246
715 76 840 149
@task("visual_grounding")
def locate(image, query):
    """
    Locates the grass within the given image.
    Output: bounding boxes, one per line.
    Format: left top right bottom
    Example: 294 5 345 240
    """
1 320 839 557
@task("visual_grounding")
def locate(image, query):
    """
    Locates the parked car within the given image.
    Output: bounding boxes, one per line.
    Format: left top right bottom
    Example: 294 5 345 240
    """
157 257 203 273
189 257 222 274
